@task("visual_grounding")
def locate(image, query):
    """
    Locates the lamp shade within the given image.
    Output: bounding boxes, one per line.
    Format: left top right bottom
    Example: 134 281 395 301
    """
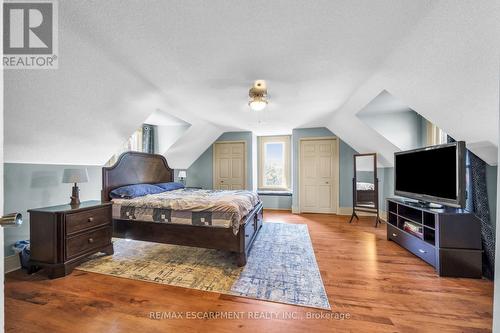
178 170 187 179
62 168 89 184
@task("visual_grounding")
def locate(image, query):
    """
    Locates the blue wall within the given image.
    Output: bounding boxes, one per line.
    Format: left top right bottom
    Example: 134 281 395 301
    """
291 127 359 210
185 146 214 189
358 111 425 151
260 195 293 210
3 163 103 256
184 127 499 223
187 128 362 210
186 128 362 210
186 131 254 190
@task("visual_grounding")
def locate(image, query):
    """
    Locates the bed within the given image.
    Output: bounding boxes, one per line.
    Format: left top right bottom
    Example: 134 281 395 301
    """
101 151 263 266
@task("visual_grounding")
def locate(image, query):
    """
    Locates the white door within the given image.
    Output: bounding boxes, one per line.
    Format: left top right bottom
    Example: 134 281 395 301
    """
213 142 246 190
300 139 338 213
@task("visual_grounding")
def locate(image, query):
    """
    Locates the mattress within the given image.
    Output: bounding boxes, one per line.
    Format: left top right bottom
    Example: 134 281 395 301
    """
112 188 260 235
356 182 374 191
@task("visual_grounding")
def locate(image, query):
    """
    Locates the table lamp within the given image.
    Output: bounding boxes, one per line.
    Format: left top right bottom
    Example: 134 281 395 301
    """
62 168 89 206
178 170 187 185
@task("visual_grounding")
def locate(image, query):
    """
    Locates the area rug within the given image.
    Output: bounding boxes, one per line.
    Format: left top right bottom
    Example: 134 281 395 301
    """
77 222 330 309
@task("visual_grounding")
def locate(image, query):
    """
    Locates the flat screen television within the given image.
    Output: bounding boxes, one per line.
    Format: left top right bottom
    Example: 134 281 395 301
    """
394 141 466 208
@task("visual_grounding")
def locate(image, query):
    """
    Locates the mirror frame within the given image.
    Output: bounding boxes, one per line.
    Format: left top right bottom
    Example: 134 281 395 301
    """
350 153 381 227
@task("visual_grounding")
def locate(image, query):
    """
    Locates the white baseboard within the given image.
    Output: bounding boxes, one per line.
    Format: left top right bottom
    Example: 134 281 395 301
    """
338 207 387 221
263 207 292 211
291 206 300 214
5 254 21 273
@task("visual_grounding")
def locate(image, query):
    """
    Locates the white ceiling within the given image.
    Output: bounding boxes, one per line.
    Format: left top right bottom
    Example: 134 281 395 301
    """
4 0 498 168
358 90 413 115
145 109 190 127
326 0 500 166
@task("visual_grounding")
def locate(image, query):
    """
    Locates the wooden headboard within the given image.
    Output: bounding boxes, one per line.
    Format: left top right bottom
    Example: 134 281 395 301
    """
101 151 174 201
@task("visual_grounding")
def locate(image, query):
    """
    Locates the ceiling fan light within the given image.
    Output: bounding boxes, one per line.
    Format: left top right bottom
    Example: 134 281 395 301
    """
249 99 267 111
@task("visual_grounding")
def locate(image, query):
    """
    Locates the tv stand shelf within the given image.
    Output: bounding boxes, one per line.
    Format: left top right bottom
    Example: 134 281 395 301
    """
387 198 482 278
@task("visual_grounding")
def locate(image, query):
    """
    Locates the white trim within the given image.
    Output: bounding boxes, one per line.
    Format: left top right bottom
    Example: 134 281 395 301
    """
298 137 340 214
257 135 291 191
262 208 292 211
213 140 248 190
4 254 20 274
338 207 387 221
426 120 447 146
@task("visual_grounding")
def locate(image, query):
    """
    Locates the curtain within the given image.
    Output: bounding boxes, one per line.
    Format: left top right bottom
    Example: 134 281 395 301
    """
449 136 495 278
142 124 156 154
468 150 495 279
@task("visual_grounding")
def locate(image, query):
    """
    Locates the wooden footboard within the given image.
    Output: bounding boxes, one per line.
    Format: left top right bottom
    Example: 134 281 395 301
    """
237 202 263 266
113 202 263 266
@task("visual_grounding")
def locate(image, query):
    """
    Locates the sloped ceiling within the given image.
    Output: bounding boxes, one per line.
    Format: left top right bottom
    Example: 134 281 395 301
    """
4 0 434 168
4 1 498 168
327 0 500 166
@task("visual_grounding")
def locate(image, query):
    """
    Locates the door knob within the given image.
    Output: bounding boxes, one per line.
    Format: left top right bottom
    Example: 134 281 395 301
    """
220 180 224 183
325 181 329 184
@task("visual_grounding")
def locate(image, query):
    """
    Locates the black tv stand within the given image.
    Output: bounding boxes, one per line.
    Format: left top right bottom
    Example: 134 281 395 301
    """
387 198 482 278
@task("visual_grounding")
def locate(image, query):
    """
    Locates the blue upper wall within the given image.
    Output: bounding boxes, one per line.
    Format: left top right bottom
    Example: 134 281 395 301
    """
186 131 254 191
3 131 496 257
187 127 362 210
291 127 358 210
3 163 103 256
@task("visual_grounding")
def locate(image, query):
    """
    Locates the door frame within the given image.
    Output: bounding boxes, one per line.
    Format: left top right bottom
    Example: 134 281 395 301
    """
298 136 340 214
212 140 247 190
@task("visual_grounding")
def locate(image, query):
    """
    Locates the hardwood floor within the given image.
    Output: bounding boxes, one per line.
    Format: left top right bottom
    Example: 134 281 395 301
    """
5 211 494 332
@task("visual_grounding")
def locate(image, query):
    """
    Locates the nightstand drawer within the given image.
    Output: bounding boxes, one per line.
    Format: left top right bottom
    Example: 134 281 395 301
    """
66 206 111 235
66 226 112 259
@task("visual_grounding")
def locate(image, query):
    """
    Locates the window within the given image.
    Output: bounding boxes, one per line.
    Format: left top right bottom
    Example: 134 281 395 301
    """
105 124 156 166
426 121 447 146
258 136 291 190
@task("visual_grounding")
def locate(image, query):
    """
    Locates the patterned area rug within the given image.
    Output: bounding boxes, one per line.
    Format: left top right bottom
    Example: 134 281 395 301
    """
77 222 330 309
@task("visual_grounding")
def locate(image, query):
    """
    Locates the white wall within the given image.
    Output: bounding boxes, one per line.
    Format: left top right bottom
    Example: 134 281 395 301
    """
156 124 191 156
358 111 423 151
1 2 5 327
492 70 500 332
327 0 500 167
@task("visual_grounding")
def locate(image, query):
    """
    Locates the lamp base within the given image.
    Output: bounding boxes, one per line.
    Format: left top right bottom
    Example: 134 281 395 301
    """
70 184 80 206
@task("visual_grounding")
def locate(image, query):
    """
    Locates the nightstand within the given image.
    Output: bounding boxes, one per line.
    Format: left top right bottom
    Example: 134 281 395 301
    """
29 200 114 278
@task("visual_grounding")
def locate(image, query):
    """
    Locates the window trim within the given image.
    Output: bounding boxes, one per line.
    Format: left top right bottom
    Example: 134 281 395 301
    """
106 126 144 166
426 121 447 146
258 135 291 191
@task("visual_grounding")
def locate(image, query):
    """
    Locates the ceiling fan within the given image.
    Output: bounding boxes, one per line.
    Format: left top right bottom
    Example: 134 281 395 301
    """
248 80 268 111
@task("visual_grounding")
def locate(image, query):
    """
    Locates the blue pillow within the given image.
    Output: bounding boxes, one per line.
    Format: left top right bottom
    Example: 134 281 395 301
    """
110 184 164 199
155 182 185 191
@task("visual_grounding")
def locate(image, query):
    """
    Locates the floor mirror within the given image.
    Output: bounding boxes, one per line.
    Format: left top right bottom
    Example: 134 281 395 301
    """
349 153 381 227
